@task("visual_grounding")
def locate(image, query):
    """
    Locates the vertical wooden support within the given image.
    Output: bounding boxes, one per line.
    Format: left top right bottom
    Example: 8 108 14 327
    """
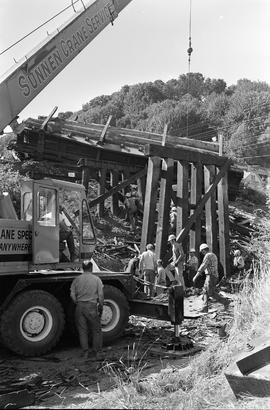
97 167 106 217
176 161 189 235
81 166 90 196
110 170 120 215
121 169 130 195
189 163 202 254
204 165 218 255
137 176 146 204
155 158 174 259
217 169 230 277
140 156 161 252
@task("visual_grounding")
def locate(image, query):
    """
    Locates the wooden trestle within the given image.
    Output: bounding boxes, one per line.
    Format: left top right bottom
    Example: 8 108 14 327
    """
15 117 231 276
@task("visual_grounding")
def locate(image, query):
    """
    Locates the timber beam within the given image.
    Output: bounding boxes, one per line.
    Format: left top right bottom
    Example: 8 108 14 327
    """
144 144 227 166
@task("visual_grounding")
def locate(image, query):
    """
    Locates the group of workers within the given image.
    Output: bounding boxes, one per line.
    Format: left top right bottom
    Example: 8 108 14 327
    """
68 242 245 359
129 236 235 313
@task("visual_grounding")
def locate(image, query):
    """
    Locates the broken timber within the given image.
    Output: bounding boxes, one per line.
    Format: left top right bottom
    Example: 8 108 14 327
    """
15 117 231 276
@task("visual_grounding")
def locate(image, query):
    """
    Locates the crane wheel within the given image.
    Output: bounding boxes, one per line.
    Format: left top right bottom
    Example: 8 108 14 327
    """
0 290 65 356
101 285 129 344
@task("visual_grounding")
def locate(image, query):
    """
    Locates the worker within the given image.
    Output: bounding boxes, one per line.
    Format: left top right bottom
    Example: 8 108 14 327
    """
155 259 167 295
139 243 157 297
59 208 76 262
70 260 104 360
193 243 230 313
185 249 199 287
125 251 140 275
168 234 186 291
233 249 245 276
124 192 138 231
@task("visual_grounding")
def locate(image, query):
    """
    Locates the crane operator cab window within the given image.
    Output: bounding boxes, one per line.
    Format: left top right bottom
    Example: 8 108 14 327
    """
23 192 33 221
38 189 56 226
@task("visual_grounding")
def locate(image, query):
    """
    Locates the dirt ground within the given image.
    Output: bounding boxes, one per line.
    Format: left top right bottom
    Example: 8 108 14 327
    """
0 293 235 409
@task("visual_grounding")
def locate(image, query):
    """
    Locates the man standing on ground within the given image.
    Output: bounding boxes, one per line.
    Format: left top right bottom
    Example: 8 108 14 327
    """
168 234 186 291
193 243 229 313
139 244 157 297
70 260 104 359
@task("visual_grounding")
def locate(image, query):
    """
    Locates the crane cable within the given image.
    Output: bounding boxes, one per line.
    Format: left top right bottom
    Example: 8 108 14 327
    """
186 0 193 137
0 0 82 57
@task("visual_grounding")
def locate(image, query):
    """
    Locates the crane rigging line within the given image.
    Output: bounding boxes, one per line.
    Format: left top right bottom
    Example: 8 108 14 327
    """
186 0 193 138
0 0 82 57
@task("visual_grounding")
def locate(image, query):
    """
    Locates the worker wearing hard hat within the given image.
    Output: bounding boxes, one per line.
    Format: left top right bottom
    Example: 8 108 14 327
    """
193 243 229 313
233 249 245 275
168 234 186 291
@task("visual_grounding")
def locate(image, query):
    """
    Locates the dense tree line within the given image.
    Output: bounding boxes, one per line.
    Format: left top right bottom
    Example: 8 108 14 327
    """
59 73 270 166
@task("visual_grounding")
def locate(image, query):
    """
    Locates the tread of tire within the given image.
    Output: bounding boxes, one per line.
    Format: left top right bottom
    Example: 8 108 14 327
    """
0 290 65 356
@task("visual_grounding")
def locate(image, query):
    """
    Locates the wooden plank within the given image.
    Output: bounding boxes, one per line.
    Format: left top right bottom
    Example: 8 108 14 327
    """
145 144 227 166
162 124 168 146
41 106 58 130
176 161 189 236
110 170 120 215
89 168 147 208
96 115 112 145
218 168 230 277
176 160 231 243
140 157 161 252
97 167 106 217
155 158 174 259
204 165 218 254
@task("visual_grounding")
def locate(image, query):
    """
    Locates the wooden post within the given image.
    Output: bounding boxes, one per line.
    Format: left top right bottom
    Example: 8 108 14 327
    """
81 165 90 196
176 161 189 235
137 176 146 204
97 167 106 217
217 169 230 277
110 170 120 215
204 165 218 255
140 156 161 252
189 163 202 254
155 158 174 259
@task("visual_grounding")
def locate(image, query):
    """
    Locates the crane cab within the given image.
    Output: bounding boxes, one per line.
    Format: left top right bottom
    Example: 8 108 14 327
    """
20 178 96 268
0 178 96 275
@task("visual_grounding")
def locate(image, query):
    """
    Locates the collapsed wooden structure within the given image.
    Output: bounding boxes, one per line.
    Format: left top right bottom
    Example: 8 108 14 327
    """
13 115 231 275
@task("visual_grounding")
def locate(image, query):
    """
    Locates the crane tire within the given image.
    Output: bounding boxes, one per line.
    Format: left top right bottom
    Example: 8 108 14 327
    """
0 290 65 356
101 285 129 344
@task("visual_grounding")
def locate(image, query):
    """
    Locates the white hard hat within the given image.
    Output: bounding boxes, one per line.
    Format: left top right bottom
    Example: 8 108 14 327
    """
168 234 176 241
190 248 196 253
234 250 241 256
199 243 209 252
146 243 154 250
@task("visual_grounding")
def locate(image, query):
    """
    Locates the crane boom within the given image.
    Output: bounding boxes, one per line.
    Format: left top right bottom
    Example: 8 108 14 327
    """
0 0 133 133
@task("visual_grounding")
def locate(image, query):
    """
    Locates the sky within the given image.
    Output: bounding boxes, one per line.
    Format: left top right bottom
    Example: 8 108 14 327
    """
0 0 270 128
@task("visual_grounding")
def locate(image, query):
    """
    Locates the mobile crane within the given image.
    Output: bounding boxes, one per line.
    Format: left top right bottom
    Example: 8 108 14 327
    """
0 0 181 356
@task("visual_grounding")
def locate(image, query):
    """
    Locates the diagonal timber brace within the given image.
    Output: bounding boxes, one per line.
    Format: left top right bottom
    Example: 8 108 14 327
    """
88 167 147 208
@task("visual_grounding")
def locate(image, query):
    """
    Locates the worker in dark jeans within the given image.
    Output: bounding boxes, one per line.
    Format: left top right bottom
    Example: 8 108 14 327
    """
70 260 104 359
